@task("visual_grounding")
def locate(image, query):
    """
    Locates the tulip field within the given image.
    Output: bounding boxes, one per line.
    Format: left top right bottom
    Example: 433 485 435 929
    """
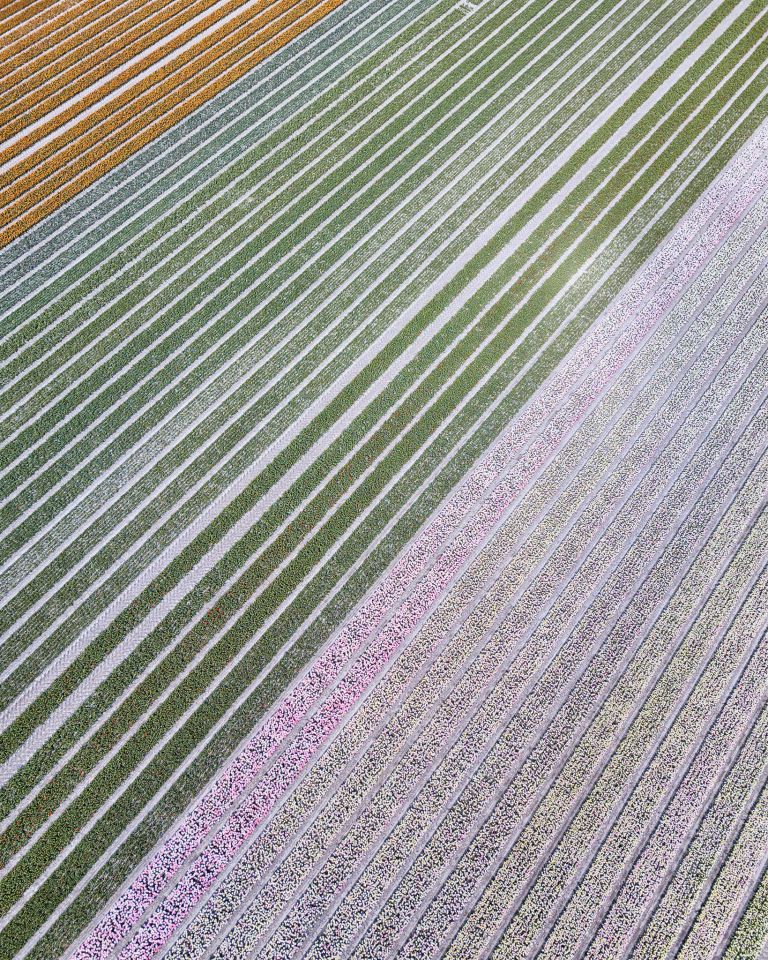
0 0 766 956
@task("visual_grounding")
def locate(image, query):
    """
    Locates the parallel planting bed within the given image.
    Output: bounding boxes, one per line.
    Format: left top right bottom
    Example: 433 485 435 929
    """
0 0 767 956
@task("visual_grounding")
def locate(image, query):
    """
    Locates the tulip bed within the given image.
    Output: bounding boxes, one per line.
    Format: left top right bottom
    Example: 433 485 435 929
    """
2 0 768 957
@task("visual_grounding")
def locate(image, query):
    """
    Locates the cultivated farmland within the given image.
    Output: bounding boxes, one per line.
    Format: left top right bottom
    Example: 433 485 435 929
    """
0 0 767 957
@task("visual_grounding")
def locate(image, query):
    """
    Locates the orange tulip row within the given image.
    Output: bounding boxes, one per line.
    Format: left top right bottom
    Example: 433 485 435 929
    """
0 0 343 248
0 0 159 82
0 0 221 127
0 0 84 47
